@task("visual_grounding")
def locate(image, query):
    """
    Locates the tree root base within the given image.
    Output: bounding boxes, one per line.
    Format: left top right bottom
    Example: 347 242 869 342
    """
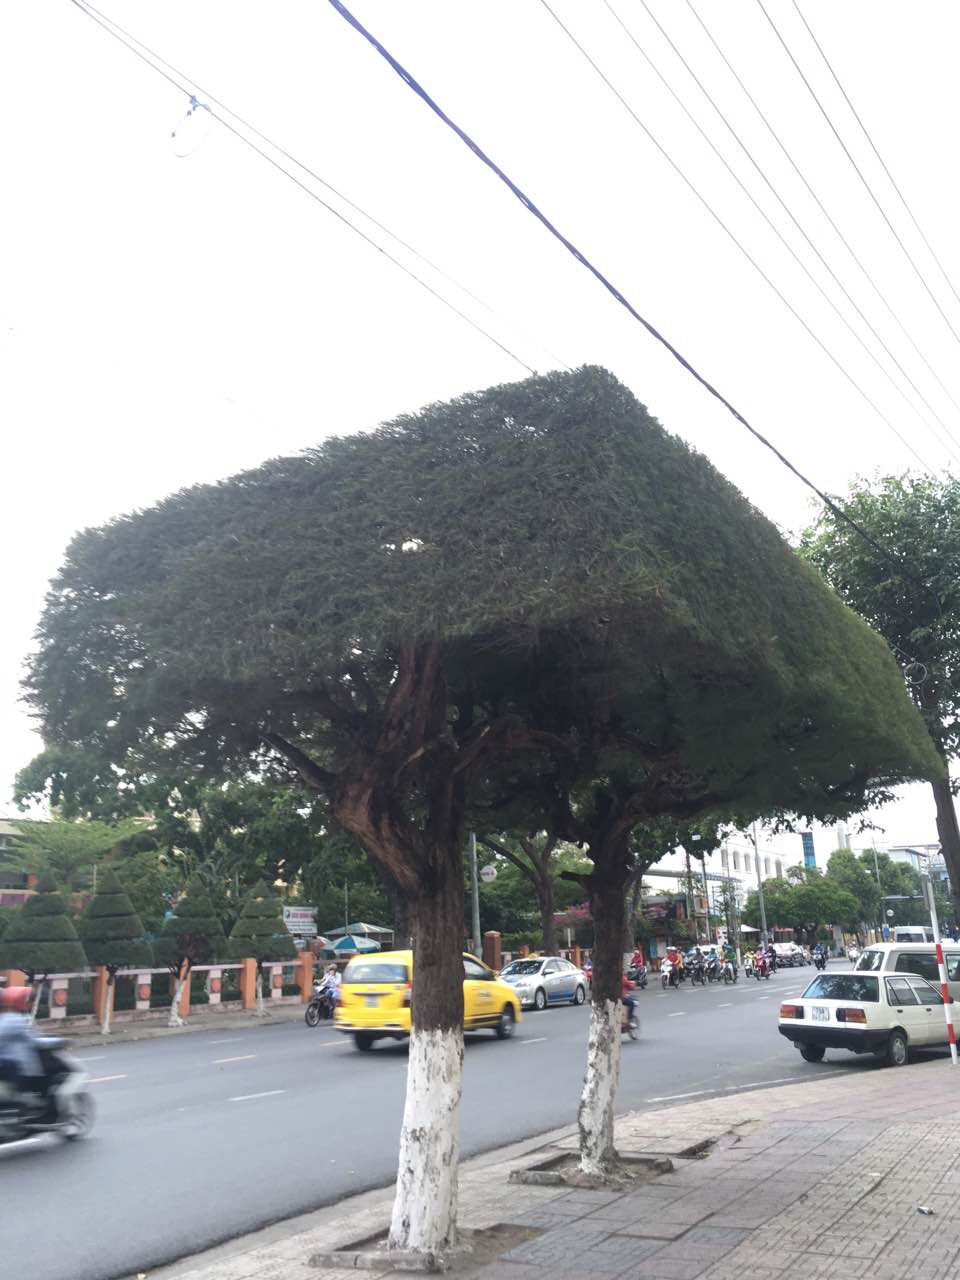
311 1224 540 1274
509 1149 672 1190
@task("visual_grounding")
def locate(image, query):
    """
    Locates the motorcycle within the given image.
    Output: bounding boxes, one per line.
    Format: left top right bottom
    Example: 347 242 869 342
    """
722 958 738 985
814 951 827 971
753 952 771 981
305 982 336 1027
660 959 680 990
704 953 721 983
621 1005 639 1040
627 962 648 990
0 1038 94 1144
688 953 706 986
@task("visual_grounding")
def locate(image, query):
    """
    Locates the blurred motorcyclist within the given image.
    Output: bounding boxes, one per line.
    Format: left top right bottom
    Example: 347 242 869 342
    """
0 987 52 1119
621 970 637 1026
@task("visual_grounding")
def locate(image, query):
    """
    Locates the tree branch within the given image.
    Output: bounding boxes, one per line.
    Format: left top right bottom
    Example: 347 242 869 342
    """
261 733 336 793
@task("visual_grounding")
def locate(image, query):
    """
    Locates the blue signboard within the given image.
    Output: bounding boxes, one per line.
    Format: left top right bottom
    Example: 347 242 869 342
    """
801 831 816 869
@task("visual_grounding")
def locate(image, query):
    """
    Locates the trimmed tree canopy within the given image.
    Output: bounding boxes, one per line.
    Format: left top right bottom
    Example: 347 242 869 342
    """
26 365 938 825
0 871 88 974
79 867 153 970
154 877 226 969
228 880 298 963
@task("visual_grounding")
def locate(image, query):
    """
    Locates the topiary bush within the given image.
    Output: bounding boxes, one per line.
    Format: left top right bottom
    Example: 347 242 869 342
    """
228 880 297 1015
0 870 87 976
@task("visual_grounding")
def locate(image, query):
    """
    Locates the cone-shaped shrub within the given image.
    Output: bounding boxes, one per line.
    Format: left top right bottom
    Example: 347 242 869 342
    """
228 881 297 964
0 870 87 974
79 868 153 971
154 876 226 971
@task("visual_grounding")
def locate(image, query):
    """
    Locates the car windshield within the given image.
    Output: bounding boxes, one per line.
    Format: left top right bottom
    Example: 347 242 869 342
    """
501 960 542 975
854 950 884 972
342 963 408 984
803 974 879 1002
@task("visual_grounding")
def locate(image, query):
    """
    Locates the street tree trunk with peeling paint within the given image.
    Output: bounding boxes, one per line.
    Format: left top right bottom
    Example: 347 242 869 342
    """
168 961 189 1028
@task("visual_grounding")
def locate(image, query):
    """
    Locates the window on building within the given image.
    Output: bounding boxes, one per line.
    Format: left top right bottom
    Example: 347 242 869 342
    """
764 858 771 876
732 851 740 872
775 861 783 879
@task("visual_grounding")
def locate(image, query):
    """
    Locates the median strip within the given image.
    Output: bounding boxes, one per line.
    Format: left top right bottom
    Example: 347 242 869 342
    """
228 1090 286 1103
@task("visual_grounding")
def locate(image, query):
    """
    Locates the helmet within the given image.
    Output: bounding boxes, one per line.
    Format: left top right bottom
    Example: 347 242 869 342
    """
0 986 33 1013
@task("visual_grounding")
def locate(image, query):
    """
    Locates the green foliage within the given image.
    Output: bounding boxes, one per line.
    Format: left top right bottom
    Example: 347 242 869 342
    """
1 816 148 889
300 826 390 933
79 868 153 970
0 907 17 941
0 876 87 974
825 849 880 923
857 850 949 927
154 876 226 970
228 880 297 963
25 366 938 838
742 868 860 936
114 849 178 937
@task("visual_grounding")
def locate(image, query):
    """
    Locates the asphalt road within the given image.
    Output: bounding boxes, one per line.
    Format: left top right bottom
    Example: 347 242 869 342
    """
2 962 934 1280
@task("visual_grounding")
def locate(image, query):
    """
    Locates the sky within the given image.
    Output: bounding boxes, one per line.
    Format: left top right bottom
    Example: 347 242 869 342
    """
2 0 959 849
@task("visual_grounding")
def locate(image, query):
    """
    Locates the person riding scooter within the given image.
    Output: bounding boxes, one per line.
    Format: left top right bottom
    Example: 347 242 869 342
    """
0 987 53 1119
621 970 637 1030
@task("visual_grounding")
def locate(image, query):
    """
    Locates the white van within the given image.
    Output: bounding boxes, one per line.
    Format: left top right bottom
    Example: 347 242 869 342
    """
854 942 960 999
891 927 934 943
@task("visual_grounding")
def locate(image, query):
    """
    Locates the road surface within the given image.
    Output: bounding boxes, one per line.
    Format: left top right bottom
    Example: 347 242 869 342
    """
1 963 926 1280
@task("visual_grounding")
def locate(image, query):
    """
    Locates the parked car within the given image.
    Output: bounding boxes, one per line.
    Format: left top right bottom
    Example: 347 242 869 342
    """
855 942 960 1000
334 951 521 1051
779 969 960 1067
772 942 806 968
498 956 588 1010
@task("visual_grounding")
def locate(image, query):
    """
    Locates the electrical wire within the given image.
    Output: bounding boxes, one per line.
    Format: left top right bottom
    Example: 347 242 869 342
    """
551 0 957 471
685 0 960 423
65 0 540 376
612 0 960 465
326 0 941 589
756 0 960 355
791 0 960 318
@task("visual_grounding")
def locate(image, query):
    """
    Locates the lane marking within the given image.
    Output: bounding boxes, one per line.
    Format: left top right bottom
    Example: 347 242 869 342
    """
89 1074 127 1084
228 1090 285 1103
75 1055 106 1063
212 1054 256 1064
718 1003 732 1008
667 1012 686 1018
209 1037 245 1045
757 997 770 1001
520 1037 547 1045
647 1070 847 1104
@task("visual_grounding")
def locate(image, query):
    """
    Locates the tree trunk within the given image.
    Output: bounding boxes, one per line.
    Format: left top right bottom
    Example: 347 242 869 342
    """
578 876 626 1178
388 850 465 1256
255 965 265 1017
101 972 115 1036
931 772 960 925
168 963 188 1028
538 872 558 956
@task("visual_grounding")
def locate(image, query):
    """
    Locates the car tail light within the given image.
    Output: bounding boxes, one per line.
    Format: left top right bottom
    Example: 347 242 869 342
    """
779 1004 804 1019
402 981 412 1008
837 1007 867 1023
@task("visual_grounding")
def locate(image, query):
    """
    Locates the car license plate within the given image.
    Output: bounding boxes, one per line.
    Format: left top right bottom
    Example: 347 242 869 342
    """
365 996 379 1008
812 1006 829 1022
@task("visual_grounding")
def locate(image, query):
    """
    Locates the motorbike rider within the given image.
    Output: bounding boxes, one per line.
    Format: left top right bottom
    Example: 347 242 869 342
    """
630 945 644 973
812 941 827 967
0 987 53 1119
317 964 341 1011
722 939 737 974
621 970 637 1026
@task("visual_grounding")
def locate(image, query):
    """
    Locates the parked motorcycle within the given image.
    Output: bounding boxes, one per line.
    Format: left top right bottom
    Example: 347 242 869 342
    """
305 982 336 1027
0 1039 94 1144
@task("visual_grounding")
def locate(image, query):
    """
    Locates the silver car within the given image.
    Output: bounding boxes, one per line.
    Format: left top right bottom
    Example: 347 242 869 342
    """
498 957 588 1010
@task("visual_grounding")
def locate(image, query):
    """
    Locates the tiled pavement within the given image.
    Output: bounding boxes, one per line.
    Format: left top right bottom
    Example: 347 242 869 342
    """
163 1058 960 1280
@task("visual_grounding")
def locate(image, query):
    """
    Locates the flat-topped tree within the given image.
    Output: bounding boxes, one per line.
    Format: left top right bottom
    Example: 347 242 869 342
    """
228 880 297 1015
24 367 938 1251
0 870 87 997
154 878 225 1027
79 868 153 1034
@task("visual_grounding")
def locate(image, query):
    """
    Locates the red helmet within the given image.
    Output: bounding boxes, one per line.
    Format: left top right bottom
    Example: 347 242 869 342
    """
0 986 33 1013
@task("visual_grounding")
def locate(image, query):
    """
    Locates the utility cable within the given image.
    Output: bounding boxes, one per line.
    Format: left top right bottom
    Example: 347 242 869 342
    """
792 0 960 318
326 0 943 586
685 0 960 423
537 1 934 472
66 0 539 376
613 0 960 464
756 0 960 355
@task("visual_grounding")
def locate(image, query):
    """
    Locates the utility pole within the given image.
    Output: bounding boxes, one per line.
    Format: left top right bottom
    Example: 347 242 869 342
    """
871 847 883 941
468 831 482 958
922 871 958 1067
751 824 768 945
685 849 698 941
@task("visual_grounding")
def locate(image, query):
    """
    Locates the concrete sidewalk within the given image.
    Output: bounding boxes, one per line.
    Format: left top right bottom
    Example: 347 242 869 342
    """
158 1058 960 1280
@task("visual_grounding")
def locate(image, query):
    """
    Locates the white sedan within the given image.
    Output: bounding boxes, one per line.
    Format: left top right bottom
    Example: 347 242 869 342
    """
779 970 960 1067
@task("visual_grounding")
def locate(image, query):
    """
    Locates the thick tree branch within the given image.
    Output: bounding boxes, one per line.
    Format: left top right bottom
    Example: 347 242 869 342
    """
261 733 336 793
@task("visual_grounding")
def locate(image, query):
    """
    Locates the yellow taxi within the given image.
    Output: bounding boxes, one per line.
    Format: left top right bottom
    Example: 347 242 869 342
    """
334 949 522 1051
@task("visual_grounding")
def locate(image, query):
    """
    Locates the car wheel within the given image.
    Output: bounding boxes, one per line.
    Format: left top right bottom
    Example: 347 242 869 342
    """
885 1030 908 1067
496 1006 516 1039
354 1033 376 1052
572 984 586 1006
533 988 547 1011
799 1045 826 1063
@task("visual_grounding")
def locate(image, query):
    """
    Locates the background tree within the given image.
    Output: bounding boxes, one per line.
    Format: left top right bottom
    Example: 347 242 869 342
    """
228 880 297 1015
78 868 153 1034
857 850 950 929
0 872 87 1008
113 849 178 937
825 849 881 929
154 877 226 1028
803 474 960 918
742 871 860 941
0 816 148 889
24 367 939 1240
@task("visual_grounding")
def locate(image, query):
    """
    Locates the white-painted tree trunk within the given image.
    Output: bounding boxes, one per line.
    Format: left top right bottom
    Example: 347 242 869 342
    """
578 998 622 1178
255 968 265 1018
29 979 44 1025
101 979 114 1036
168 975 187 1028
388 1025 463 1254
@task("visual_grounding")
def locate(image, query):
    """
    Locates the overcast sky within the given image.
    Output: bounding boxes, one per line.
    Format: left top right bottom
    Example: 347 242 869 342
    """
3 0 958 850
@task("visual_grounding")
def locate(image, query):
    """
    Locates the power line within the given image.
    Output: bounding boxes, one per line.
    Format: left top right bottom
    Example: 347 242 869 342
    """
685 0 960 423
65 0 540 377
791 0 960 318
756 0 960 355
611 0 960 465
325 0 940 585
